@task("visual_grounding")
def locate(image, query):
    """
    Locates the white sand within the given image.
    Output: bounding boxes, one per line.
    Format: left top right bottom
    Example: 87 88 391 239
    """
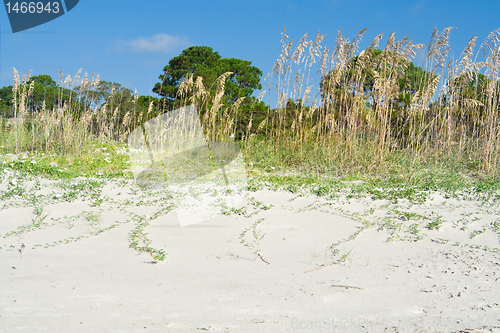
1 172 500 332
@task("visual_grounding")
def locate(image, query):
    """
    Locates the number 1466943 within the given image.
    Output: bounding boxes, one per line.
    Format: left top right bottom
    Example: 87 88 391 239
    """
5 2 61 14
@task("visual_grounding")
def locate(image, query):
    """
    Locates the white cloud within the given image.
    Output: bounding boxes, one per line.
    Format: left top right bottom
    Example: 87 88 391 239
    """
411 0 426 14
116 34 191 53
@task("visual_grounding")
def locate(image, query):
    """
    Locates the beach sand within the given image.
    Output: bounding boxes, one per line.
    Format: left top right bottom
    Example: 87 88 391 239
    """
1 172 500 332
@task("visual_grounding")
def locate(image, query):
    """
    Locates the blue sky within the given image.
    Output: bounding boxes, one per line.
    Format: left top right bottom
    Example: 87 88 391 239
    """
1 0 499 102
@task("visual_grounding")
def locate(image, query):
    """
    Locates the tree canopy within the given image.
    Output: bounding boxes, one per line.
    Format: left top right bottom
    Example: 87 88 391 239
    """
0 74 71 117
152 46 263 108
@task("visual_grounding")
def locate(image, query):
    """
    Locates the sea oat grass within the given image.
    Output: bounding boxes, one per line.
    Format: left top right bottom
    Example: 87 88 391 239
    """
247 26 500 180
2 27 500 189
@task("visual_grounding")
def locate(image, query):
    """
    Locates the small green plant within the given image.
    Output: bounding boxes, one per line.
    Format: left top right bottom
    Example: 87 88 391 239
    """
85 210 102 233
427 217 444 230
329 246 355 265
313 184 331 197
220 202 248 216
339 247 354 264
252 224 266 254
433 238 450 244
240 218 269 264
91 196 104 207
409 223 420 234
149 249 167 262
127 212 167 262
392 209 427 221
31 205 49 229
491 220 500 232
379 218 403 232
470 228 486 239
362 218 375 227
330 245 339 256
307 247 322 264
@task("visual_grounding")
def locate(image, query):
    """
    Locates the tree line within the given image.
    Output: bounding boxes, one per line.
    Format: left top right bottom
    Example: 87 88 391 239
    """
2 44 495 144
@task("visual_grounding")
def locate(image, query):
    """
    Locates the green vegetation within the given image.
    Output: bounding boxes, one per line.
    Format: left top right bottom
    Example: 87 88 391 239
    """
426 218 444 230
2 27 500 186
240 218 270 264
2 27 500 263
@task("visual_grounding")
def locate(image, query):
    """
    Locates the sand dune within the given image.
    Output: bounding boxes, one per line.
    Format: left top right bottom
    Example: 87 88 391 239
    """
1 173 500 332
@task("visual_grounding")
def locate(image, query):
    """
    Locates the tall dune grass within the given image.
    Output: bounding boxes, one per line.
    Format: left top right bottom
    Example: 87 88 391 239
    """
1 26 500 180
249 27 500 176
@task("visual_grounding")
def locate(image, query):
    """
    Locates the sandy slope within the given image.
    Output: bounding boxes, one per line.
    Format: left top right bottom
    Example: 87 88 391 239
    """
1 173 500 332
